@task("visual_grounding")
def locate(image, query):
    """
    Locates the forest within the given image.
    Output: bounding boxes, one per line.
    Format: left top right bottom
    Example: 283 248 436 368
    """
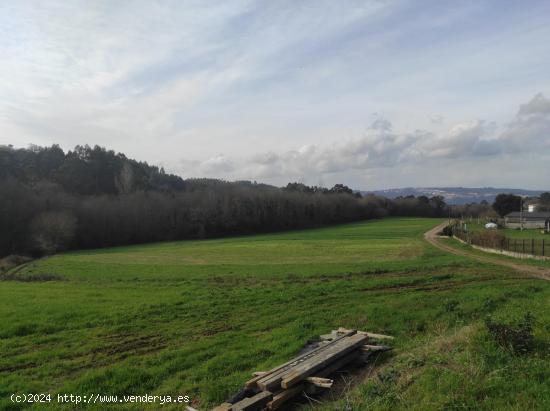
0 144 483 257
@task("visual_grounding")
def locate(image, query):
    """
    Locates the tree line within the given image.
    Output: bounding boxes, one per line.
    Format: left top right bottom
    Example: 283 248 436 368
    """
1 144 479 257
492 192 550 217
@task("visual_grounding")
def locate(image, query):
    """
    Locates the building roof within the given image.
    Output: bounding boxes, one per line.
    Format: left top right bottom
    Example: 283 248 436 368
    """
505 211 550 219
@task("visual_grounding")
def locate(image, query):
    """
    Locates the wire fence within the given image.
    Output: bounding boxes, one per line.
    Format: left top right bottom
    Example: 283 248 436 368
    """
453 228 548 258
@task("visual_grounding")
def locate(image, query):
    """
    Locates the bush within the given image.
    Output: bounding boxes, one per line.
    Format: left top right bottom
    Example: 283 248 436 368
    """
440 220 464 237
441 224 454 236
470 230 507 249
0 255 32 273
485 312 535 355
30 211 77 254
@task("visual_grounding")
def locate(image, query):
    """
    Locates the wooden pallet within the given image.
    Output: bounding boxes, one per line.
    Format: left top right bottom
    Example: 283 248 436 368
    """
212 328 393 411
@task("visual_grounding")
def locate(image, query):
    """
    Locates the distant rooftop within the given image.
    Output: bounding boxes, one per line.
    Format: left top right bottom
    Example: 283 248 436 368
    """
506 211 550 218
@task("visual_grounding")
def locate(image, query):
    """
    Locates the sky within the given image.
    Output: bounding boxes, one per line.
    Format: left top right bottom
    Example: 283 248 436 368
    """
1 0 550 190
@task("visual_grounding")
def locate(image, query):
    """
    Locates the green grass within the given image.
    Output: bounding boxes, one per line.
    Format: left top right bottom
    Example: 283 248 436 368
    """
21 218 447 281
1 218 548 410
441 236 550 269
466 220 549 239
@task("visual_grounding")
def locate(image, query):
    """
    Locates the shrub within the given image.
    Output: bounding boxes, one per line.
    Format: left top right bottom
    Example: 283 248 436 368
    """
30 210 77 254
0 255 32 273
470 230 507 249
441 222 457 237
485 312 535 355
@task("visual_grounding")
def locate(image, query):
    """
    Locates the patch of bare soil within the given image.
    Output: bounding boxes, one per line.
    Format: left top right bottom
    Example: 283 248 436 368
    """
88 334 167 359
0 362 38 373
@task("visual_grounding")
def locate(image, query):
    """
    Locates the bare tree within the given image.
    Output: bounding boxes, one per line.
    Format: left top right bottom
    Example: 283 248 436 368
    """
115 161 135 194
30 211 77 254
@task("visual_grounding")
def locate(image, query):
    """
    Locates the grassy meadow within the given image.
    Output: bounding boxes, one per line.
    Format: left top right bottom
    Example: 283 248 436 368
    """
456 220 550 267
1 218 549 410
466 219 549 239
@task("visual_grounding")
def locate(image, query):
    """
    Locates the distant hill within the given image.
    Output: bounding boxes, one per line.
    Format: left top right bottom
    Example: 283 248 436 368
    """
359 187 546 204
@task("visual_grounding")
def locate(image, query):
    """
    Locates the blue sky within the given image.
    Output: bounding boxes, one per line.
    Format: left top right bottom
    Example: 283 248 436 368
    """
1 0 550 189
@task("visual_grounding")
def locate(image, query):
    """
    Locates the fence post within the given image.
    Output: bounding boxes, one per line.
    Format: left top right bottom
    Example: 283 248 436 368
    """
532 238 535 255
543 239 545 257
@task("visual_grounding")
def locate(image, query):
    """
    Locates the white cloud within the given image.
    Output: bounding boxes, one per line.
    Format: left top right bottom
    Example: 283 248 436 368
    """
182 93 550 187
518 92 550 116
2 1 550 189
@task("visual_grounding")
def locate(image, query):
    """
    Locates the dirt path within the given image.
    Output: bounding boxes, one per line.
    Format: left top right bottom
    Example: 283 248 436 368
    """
424 222 550 281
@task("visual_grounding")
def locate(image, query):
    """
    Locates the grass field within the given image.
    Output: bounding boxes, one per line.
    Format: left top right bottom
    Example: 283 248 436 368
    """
459 220 550 261
441 235 550 269
1 218 549 410
466 220 549 239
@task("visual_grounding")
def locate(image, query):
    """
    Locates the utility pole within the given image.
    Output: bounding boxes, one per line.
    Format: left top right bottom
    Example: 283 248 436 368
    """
520 196 524 231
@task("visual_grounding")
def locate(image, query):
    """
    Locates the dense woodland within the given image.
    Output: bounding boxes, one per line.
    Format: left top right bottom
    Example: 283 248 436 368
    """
1 144 489 257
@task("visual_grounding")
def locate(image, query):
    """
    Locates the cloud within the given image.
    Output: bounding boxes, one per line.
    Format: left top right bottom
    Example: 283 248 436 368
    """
430 115 444 124
182 93 550 184
424 120 499 158
2 1 550 189
200 155 235 174
500 93 550 153
518 92 550 116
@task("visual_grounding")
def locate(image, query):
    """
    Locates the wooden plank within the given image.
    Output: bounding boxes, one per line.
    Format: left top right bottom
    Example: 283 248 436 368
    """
256 348 324 391
312 349 361 378
357 331 394 340
337 327 356 334
221 329 391 411
321 328 355 341
232 391 273 411
325 329 394 341
243 371 267 392
305 376 333 388
244 374 265 389
211 403 233 411
250 329 355 389
319 333 336 341
256 330 356 391
339 327 394 340
280 334 367 389
361 344 392 352
266 385 305 410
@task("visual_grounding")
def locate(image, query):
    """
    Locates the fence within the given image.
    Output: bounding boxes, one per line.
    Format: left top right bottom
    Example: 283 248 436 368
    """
453 227 548 258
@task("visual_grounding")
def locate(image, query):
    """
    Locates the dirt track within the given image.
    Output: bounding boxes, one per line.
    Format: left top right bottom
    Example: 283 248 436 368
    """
424 222 550 281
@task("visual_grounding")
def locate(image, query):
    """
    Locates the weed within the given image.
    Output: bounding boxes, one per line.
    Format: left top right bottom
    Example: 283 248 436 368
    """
485 312 535 355
377 368 399 385
444 299 460 312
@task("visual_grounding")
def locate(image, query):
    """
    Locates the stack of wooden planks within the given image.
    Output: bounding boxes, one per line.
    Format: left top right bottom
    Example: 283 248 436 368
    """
212 328 393 411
